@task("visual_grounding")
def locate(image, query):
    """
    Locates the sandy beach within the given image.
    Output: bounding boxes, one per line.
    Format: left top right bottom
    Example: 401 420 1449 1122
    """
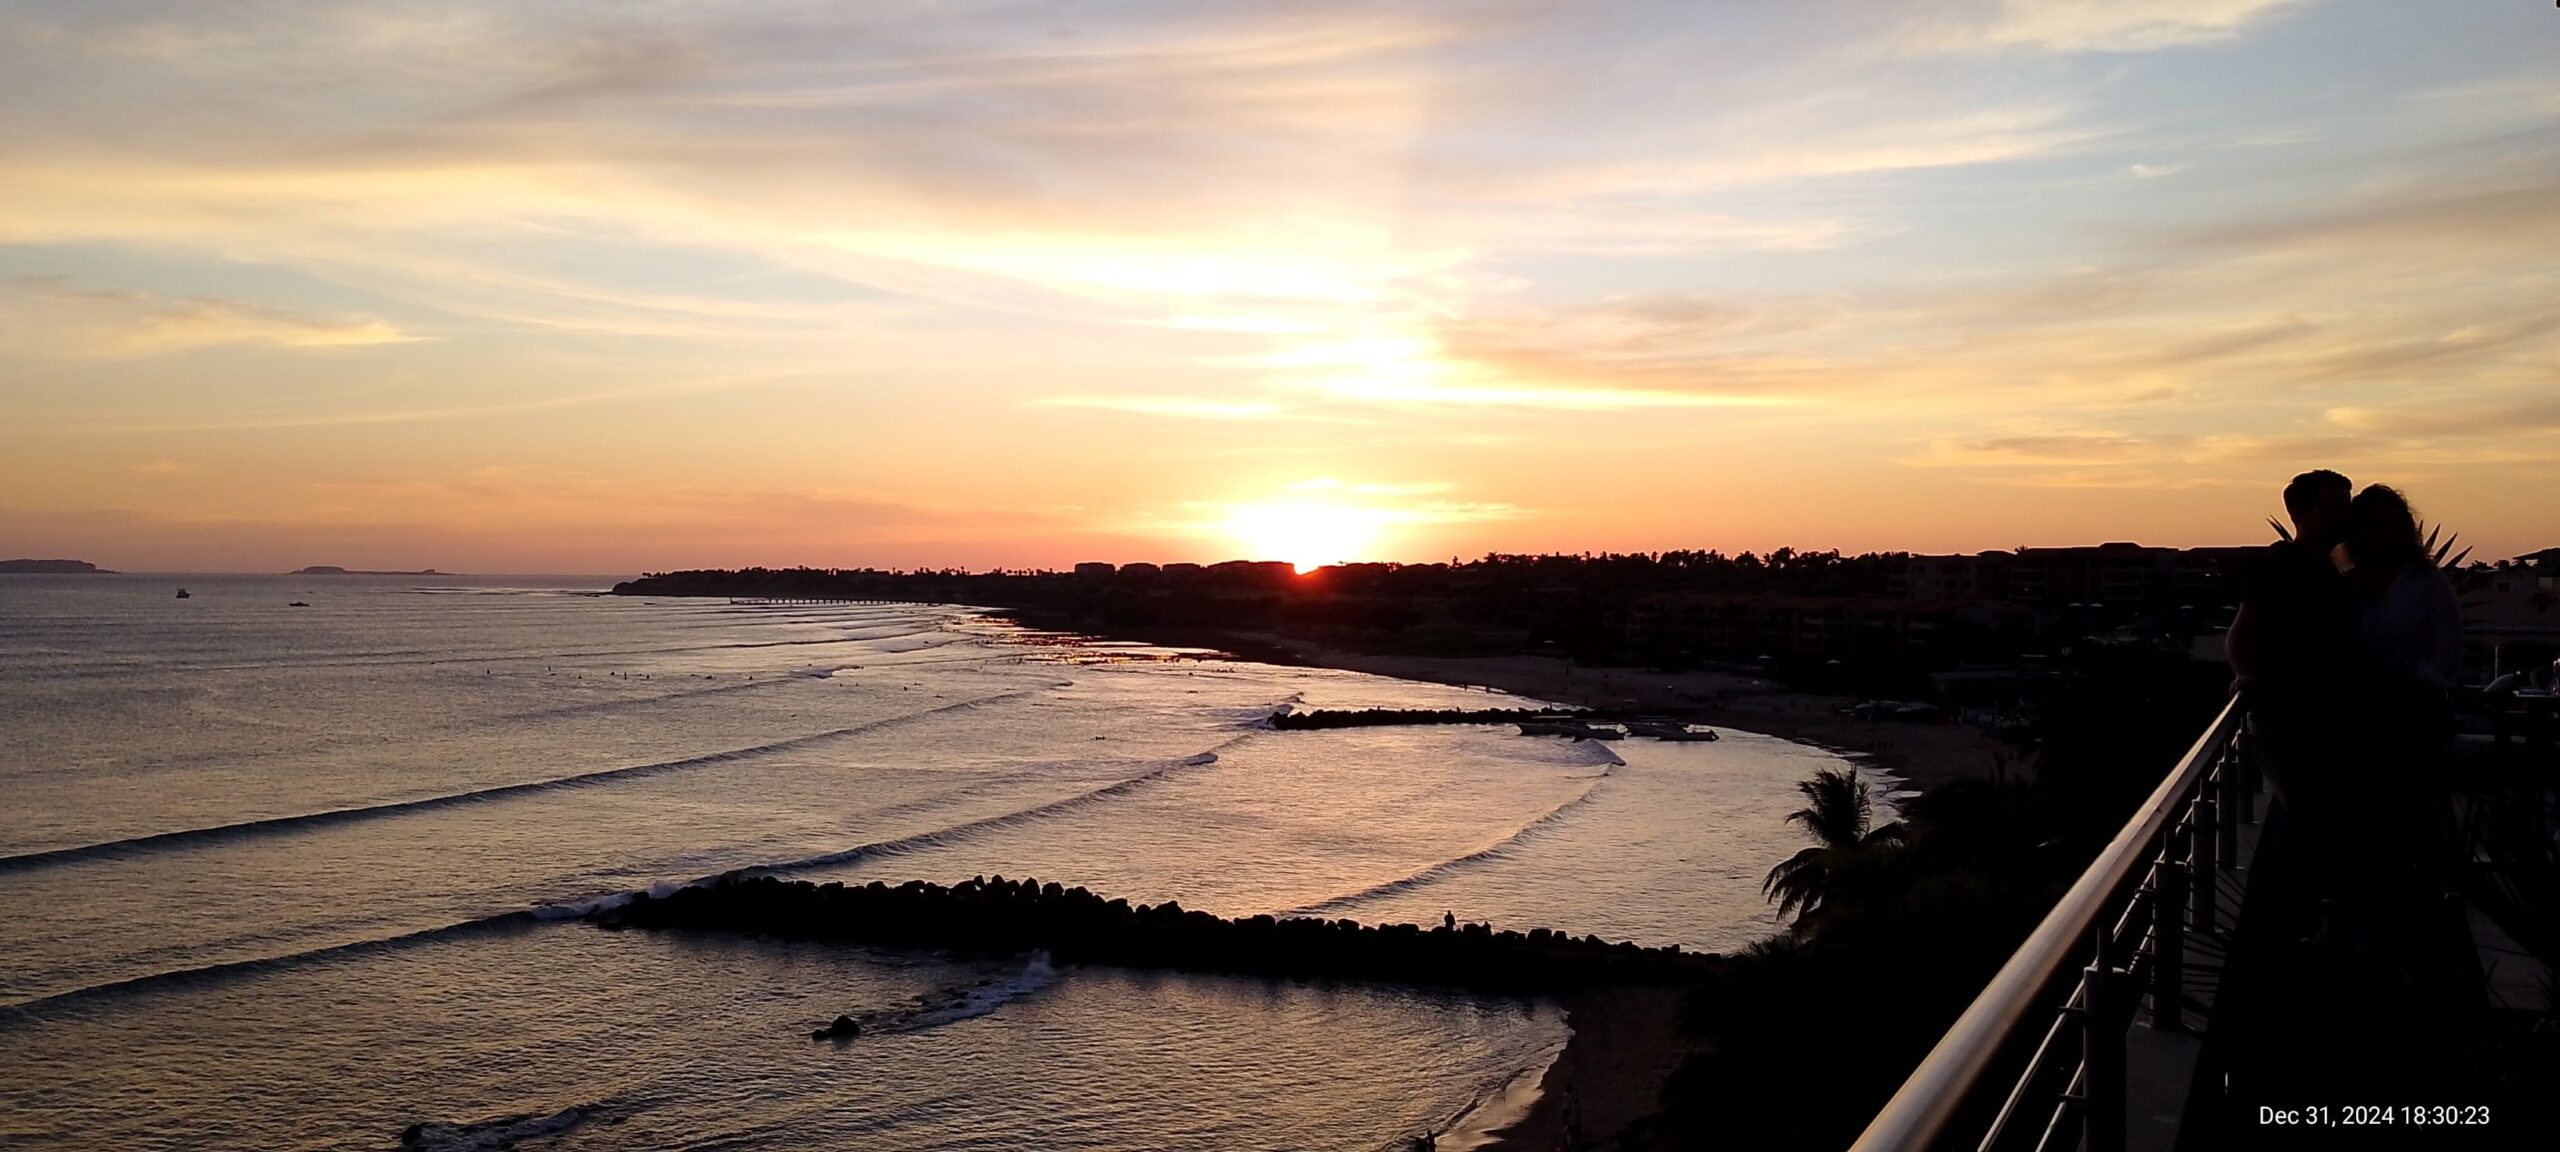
1469 985 1699 1152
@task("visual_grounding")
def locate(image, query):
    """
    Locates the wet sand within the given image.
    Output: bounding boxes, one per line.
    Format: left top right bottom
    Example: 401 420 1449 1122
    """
1475 985 1699 1152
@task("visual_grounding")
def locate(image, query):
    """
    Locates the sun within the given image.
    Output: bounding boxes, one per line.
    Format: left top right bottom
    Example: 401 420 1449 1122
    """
1224 502 1381 573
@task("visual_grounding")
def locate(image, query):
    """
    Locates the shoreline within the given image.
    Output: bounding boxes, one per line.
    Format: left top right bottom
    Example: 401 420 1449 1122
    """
1473 986 1702 1152
1437 1028 1567 1151
1005 621 2007 1149
1025 620 2003 794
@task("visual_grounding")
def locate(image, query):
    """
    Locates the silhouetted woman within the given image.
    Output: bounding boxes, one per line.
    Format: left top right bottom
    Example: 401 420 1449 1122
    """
2345 485 2462 712
2335 484 2468 1086
2343 486 2461 850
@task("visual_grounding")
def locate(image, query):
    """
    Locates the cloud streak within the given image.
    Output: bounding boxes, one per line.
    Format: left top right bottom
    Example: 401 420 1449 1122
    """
0 278 414 357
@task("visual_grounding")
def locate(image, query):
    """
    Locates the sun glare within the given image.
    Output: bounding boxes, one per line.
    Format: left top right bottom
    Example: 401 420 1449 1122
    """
1224 502 1381 573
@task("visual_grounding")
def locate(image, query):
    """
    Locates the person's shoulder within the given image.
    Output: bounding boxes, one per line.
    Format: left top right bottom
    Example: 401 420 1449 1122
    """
2263 539 2315 561
2249 540 2313 582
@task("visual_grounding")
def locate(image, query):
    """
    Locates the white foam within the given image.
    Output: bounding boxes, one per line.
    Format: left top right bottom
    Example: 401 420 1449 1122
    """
861 953 1057 1035
533 876 697 921
531 891 635 921
399 1105 591 1151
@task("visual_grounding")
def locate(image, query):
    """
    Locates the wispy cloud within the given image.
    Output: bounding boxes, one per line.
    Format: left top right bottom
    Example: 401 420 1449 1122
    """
1032 395 1281 420
1902 0 2318 56
0 278 414 358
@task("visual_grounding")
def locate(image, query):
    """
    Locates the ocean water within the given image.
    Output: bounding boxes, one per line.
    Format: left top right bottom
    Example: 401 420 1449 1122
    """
0 574 1880 1151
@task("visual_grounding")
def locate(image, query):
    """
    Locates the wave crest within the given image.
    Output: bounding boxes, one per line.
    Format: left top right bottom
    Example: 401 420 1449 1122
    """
1285 778 1609 917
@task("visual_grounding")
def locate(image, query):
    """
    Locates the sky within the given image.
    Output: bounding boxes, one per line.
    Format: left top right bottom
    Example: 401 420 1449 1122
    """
3 0 2556 574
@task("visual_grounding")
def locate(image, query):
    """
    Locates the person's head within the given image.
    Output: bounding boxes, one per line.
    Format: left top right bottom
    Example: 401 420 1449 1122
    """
2281 469 2352 545
2344 484 2425 572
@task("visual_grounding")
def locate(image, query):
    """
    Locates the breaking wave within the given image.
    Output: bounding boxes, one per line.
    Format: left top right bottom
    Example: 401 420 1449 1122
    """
7 738 1237 1012
0 689 1047 874
1284 777 1611 917
1 912 541 1016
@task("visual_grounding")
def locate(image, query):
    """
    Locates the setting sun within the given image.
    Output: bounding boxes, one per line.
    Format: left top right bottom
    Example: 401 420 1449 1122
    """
1223 502 1382 573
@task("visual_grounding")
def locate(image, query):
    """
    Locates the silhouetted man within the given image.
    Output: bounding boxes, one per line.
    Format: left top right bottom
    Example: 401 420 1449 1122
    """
2228 468 2358 816
2218 470 2364 1121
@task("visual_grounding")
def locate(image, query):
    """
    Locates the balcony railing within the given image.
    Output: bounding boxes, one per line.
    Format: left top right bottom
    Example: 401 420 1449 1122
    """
1851 693 2257 1152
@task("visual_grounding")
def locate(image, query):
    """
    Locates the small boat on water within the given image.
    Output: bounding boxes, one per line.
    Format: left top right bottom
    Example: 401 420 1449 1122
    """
288 601 310 607
174 588 190 599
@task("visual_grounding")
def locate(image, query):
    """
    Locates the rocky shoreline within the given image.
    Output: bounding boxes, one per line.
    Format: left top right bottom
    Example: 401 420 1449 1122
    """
595 872 1721 997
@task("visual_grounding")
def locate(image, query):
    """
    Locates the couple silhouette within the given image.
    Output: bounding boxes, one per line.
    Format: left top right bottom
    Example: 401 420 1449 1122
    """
2223 469 2470 1108
2232 469 2464 808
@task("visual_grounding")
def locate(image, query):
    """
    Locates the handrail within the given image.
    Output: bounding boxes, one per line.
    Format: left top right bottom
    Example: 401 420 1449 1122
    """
1848 693 2247 1152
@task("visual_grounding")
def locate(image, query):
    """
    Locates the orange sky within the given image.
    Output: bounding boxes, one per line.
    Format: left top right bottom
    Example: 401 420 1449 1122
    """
3 2 2556 573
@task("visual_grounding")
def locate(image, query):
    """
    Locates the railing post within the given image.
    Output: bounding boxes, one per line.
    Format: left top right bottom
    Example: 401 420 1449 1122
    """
2237 729 2260 823
2154 861 2185 1031
2084 925 2126 1152
2218 742 2244 861
2193 772 2219 936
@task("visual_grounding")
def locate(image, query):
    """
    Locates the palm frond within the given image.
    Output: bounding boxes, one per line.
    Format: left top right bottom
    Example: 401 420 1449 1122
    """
2267 516 2293 542
1762 845 1831 917
1784 766 1873 850
2420 521 2467 569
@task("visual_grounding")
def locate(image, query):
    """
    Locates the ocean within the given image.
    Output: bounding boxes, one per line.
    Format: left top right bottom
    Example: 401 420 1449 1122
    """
0 574 1879 1151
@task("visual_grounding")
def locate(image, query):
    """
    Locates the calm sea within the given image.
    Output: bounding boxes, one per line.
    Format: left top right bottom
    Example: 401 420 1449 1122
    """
0 574 1874 1151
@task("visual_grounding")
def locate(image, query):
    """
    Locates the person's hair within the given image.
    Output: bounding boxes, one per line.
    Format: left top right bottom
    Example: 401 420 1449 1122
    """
2282 469 2352 513
2345 484 2425 571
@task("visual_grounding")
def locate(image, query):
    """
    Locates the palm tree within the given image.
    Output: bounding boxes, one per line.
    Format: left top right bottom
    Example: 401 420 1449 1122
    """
1762 766 1907 923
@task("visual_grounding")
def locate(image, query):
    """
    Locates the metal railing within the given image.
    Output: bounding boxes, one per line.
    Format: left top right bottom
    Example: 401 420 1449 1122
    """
1850 693 2257 1152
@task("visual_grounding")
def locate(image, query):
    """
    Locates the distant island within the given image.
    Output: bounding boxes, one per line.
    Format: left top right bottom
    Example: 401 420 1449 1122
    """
292 565 443 576
0 559 114 574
